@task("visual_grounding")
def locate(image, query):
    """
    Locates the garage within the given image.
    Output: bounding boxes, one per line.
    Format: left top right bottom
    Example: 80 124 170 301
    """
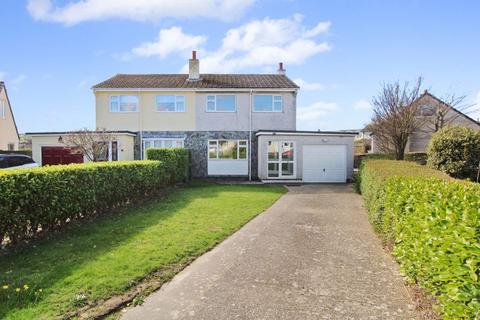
41 146 84 166
256 131 356 183
303 145 347 182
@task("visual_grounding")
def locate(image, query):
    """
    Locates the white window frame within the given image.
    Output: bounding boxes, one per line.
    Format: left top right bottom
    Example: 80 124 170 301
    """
109 95 139 113
253 95 283 113
208 140 248 161
156 95 185 112
143 138 185 159
206 95 237 113
267 141 296 179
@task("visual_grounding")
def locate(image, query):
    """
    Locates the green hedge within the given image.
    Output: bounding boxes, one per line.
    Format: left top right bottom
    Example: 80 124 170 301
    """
146 148 190 183
360 160 479 318
0 160 184 245
404 152 427 165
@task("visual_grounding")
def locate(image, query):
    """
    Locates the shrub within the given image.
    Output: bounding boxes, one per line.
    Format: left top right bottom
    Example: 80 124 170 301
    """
360 160 479 318
404 152 427 165
0 160 186 245
427 126 480 180
146 148 190 183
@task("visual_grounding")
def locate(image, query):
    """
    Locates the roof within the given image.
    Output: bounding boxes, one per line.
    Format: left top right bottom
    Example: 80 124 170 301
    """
418 90 480 127
26 130 137 136
92 74 299 90
256 130 358 136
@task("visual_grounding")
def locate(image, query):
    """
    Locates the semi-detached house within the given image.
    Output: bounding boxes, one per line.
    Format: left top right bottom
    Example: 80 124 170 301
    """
29 52 355 182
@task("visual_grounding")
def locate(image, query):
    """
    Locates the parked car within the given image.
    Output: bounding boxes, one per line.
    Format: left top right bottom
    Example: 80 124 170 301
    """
0 154 39 170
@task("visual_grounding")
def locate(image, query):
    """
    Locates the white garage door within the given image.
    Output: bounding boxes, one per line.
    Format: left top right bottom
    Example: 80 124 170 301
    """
303 145 347 183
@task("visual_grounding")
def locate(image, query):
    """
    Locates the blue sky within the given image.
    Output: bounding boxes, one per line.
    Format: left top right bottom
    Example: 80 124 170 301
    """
1 0 479 133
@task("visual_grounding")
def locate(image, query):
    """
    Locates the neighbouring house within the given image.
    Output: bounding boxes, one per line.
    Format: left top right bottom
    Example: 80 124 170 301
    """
29 52 356 182
366 90 480 154
0 82 20 151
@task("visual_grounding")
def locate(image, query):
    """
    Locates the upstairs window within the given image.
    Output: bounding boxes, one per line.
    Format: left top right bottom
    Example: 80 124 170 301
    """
419 104 436 117
110 95 139 112
253 95 282 112
206 95 236 112
156 95 185 112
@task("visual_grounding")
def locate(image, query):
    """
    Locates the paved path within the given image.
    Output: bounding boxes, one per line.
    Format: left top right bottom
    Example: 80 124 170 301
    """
122 184 417 320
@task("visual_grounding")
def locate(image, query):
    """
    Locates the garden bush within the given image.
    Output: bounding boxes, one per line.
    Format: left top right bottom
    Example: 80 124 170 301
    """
427 126 480 180
404 152 427 165
0 160 188 245
360 160 479 318
146 148 190 183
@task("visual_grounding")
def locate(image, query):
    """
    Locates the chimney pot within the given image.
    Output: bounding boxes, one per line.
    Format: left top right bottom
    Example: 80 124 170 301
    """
192 50 196 60
277 62 286 75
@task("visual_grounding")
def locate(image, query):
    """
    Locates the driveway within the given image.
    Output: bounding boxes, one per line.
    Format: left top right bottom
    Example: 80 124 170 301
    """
122 184 417 320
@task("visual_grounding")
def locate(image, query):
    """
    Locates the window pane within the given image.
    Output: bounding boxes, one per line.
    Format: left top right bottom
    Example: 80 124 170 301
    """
174 140 184 148
216 95 236 112
110 96 119 112
164 140 173 148
218 140 238 159
176 97 185 112
208 141 218 159
239 146 247 159
268 141 279 160
268 163 279 177
154 140 162 148
156 95 175 112
119 95 138 112
281 163 294 176
253 95 273 112
207 101 215 111
282 142 294 161
111 142 118 161
273 101 282 112
239 140 247 146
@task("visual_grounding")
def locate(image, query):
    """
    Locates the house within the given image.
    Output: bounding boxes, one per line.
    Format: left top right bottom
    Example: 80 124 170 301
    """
29 52 356 182
407 90 480 153
366 90 480 154
0 82 20 151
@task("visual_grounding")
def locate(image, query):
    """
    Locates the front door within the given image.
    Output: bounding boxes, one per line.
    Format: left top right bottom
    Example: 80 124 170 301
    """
267 141 296 179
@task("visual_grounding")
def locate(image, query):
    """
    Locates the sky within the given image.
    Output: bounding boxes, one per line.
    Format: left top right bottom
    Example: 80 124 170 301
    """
1 0 480 133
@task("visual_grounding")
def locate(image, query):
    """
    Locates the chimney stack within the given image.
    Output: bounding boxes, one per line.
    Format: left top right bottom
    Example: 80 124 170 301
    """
277 62 286 75
188 50 200 81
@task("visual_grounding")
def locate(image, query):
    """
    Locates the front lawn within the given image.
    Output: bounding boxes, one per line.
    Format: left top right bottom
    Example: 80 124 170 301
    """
0 183 286 319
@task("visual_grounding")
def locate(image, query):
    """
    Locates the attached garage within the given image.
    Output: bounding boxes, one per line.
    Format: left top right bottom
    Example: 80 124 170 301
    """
256 131 356 183
41 146 84 166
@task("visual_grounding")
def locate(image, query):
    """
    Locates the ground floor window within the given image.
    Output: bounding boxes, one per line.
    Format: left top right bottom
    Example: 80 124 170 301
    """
7 143 14 151
143 139 185 159
95 141 118 162
208 140 248 160
267 141 295 178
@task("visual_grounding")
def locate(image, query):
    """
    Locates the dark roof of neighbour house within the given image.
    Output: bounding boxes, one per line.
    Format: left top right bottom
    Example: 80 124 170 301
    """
25 130 137 136
256 130 358 136
92 74 299 90
0 82 20 140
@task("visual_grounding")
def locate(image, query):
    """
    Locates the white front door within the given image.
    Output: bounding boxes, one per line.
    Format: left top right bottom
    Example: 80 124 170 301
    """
267 141 296 179
302 145 347 183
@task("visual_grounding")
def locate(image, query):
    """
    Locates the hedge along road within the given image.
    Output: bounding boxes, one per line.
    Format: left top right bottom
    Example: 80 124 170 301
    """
122 184 418 320
0 183 286 319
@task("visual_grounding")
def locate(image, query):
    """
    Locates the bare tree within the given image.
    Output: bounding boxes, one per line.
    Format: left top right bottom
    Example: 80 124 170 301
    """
420 93 478 132
369 77 424 160
63 129 114 162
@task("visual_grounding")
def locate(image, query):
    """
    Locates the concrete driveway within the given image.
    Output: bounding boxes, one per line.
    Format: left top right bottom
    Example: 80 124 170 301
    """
122 184 417 320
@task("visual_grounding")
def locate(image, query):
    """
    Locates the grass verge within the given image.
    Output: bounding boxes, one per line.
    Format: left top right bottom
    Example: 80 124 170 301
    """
0 182 286 319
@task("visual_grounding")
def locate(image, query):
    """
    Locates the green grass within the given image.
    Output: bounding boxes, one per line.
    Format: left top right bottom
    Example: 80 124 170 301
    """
0 183 286 319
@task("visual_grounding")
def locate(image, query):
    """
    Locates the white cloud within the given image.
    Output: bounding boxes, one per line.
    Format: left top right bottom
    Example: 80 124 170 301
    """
27 0 255 25
132 27 206 59
297 101 338 130
353 99 371 110
293 78 325 91
11 74 27 85
173 15 332 73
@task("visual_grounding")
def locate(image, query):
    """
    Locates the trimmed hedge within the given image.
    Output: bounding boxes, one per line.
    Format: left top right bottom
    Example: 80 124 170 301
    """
146 148 190 183
360 160 479 318
404 152 427 165
0 160 186 245
427 126 480 180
